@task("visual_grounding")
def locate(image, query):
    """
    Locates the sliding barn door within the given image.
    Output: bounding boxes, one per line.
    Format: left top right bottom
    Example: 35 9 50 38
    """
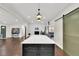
63 8 79 55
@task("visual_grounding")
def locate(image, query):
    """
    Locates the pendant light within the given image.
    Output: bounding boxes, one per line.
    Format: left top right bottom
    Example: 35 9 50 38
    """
36 3 42 21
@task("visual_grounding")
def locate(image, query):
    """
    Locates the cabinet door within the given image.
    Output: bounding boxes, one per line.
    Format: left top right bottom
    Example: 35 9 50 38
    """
22 44 38 56
63 8 79 56
39 44 54 56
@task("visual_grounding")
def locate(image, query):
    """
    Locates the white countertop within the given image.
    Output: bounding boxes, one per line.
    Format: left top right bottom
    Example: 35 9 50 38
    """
21 35 55 44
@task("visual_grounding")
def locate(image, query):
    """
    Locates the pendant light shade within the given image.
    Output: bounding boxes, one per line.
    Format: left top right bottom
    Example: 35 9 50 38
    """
36 4 42 21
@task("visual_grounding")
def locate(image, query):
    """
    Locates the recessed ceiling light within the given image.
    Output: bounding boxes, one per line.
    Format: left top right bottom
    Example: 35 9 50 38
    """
16 19 18 22
43 17 46 19
31 21 34 23
27 16 31 19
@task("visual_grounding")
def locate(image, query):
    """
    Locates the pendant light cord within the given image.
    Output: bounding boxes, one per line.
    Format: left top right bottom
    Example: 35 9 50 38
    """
38 3 40 10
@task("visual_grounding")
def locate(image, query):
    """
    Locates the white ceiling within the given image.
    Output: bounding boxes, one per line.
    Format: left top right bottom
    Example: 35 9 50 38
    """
0 3 73 25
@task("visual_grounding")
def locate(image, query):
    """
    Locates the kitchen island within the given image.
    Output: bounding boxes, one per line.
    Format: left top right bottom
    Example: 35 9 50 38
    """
21 35 56 56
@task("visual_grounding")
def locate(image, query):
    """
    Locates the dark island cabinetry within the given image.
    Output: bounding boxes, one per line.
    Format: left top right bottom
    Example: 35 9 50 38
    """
22 44 55 56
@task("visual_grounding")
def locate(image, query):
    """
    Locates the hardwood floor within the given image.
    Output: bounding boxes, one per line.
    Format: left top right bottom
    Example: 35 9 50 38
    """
54 45 64 56
0 38 64 56
0 38 24 56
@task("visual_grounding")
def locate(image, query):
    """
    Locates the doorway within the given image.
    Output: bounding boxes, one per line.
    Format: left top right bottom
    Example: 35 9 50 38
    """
1 26 6 38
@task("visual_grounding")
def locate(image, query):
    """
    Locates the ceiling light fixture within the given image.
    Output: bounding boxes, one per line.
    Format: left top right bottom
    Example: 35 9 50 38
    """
36 3 42 21
16 19 18 22
27 16 31 19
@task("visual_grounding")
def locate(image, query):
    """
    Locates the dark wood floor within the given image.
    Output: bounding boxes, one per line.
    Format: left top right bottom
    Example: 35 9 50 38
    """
0 38 64 56
54 45 64 56
0 38 24 56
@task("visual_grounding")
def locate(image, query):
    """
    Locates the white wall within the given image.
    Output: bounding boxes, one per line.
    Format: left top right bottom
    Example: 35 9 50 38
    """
0 24 28 38
28 23 46 35
6 24 28 38
54 18 63 49
7 25 24 38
